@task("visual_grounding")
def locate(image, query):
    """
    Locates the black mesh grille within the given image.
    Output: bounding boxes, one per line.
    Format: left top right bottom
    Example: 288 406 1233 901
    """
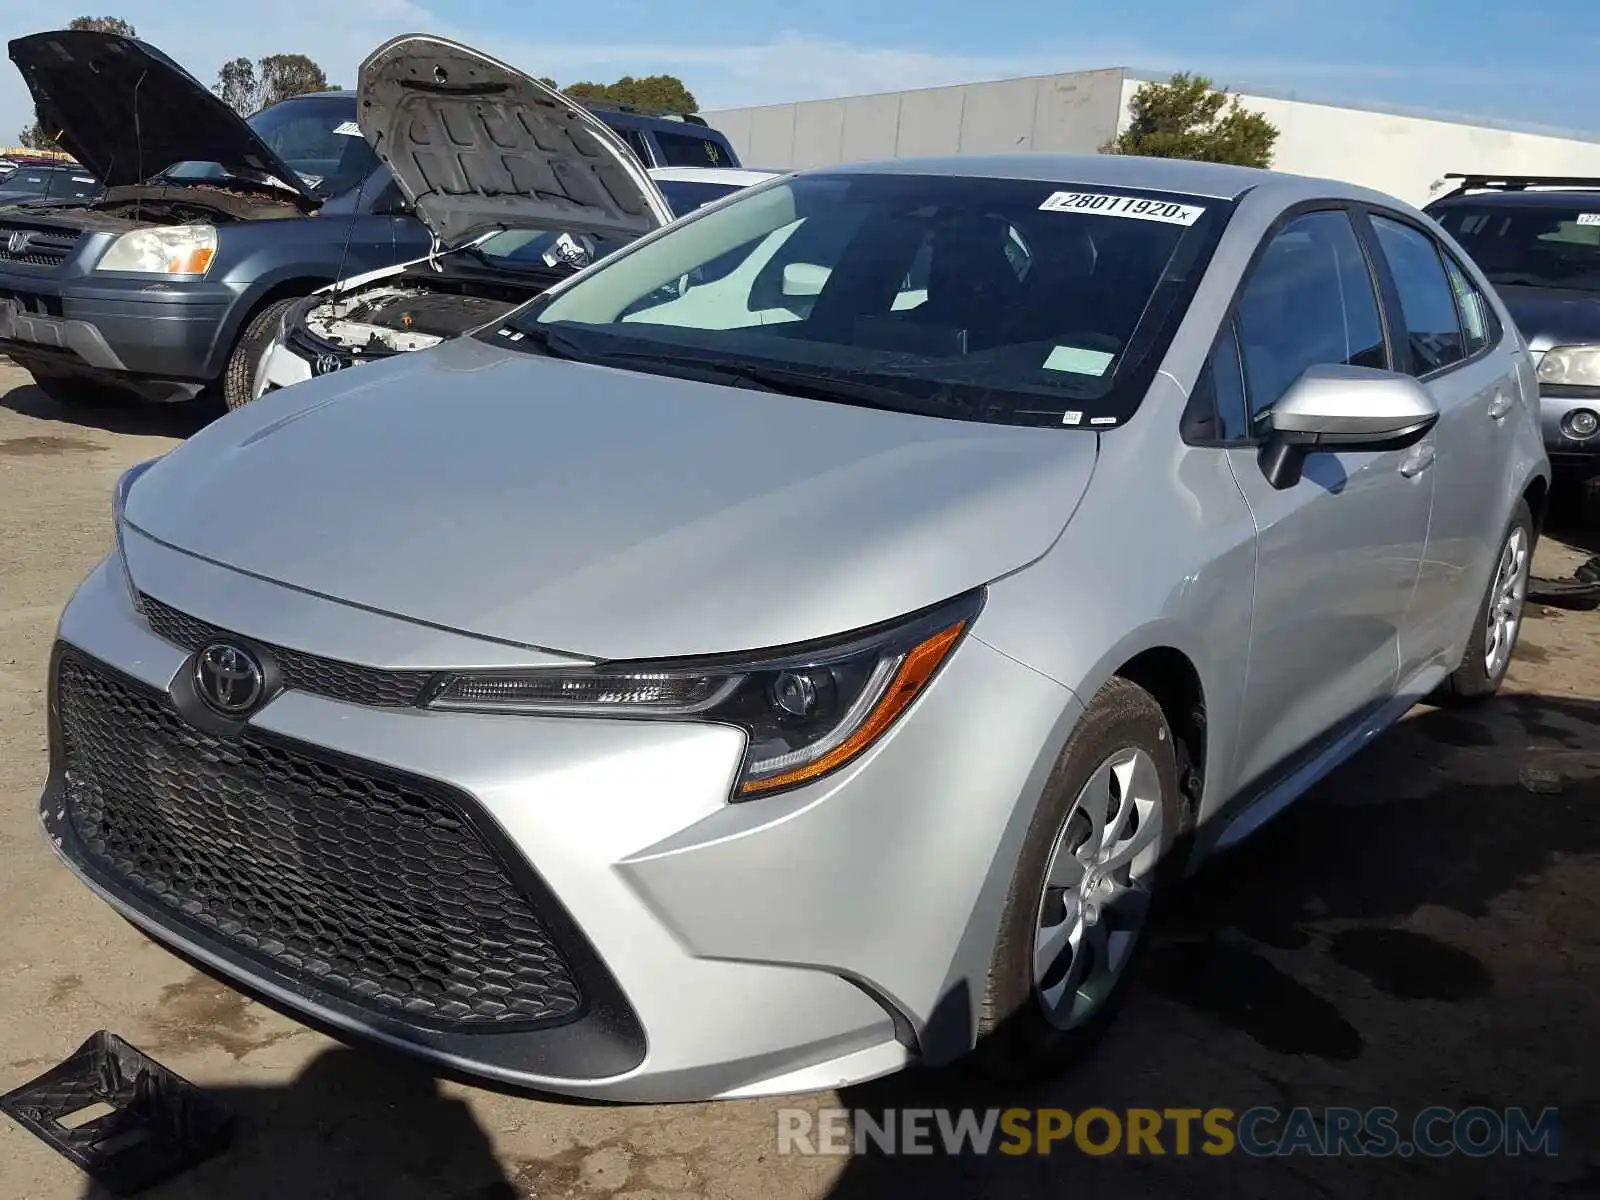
57 652 584 1029
0 222 83 267
140 594 433 708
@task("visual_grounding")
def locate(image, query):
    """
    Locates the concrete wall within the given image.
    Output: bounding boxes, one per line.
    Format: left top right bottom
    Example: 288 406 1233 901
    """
1116 77 1600 207
703 69 1126 169
704 69 1600 209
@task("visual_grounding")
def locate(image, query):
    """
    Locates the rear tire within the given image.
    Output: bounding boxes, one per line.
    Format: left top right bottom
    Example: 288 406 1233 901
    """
1435 499 1534 705
223 298 299 411
972 676 1184 1083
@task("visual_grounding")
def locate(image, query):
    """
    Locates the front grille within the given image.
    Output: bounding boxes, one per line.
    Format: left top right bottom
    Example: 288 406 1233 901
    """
0 222 83 268
56 652 584 1029
141 594 433 708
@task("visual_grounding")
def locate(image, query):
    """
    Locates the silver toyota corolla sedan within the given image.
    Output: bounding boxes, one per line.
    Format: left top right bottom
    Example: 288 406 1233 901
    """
43 134 1548 1101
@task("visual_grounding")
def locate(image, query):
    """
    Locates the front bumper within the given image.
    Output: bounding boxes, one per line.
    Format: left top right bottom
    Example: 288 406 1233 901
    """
41 535 1078 1101
0 271 238 399
1539 386 1600 477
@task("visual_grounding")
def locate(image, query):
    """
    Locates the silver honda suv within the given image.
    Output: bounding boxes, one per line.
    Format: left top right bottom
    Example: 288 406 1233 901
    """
41 46 1548 1104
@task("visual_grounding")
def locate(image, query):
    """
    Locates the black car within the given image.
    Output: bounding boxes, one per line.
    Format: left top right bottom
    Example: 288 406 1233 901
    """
1426 174 1600 488
0 29 741 411
0 161 100 206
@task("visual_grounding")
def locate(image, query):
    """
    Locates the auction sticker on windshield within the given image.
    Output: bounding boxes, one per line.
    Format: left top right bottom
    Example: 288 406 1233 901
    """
1039 191 1206 225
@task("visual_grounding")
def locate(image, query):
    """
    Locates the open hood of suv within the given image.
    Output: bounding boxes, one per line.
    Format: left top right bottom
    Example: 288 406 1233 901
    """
358 35 674 247
7 29 317 205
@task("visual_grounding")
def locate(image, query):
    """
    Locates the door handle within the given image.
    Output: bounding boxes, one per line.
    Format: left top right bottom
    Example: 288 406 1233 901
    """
1399 442 1436 478
1488 390 1514 420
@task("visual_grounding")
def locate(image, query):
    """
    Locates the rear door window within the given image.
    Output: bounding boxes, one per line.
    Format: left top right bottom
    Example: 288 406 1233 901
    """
652 131 733 168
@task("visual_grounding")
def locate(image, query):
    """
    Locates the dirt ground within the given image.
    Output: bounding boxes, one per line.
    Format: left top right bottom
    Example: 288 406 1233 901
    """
1 359 1599 1200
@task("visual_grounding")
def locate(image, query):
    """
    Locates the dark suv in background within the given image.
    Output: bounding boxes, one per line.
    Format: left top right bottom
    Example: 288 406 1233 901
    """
0 29 739 411
1427 174 1600 495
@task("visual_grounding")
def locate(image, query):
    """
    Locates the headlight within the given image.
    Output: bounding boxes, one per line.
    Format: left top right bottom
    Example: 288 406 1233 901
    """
96 224 217 275
113 457 163 610
428 591 982 798
1537 344 1600 388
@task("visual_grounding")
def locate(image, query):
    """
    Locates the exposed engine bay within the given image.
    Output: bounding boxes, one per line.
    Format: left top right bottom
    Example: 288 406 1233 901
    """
305 283 526 355
12 181 307 235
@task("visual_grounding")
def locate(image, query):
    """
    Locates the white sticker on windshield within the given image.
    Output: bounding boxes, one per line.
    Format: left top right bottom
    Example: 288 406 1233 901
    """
1578 213 1600 226
1062 410 1083 425
1039 191 1206 226
332 120 363 137
1043 345 1115 376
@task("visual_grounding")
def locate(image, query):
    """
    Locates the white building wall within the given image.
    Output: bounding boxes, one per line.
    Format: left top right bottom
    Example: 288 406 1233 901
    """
703 69 1127 170
702 70 1600 208
1117 77 1600 206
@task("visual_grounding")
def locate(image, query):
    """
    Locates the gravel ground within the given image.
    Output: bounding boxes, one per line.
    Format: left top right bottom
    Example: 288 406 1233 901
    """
1 361 1597 1199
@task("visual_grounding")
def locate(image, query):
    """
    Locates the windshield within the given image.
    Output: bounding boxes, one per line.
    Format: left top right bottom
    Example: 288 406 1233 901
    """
504 172 1227 427
1432 201 1600 291
154 96 377 198
656 178 753 217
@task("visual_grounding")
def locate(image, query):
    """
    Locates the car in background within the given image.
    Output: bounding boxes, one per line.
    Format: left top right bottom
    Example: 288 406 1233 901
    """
586 103 742 170
0 161 100 206
1426 174 1600 493
253 166 776 401
0 28 741 411
49 154 1547 1102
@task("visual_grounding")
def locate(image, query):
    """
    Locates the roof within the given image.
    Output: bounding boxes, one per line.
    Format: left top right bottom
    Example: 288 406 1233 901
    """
813 153 1349 202
1428 188 1600 208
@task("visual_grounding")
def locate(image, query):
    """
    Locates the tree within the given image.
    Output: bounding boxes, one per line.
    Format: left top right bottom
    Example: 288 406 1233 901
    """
213 53 336 116
1104 73 1279 169
18 15 138 150
559 74 698 113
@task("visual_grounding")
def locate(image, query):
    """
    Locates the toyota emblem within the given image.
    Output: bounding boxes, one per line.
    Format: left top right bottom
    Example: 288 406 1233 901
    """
193 642 266 716
313 353 345 376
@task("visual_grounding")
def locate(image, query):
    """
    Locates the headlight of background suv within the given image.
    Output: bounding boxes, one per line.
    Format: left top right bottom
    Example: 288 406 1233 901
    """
1536 344 1600 388
428 591 983 798
96 225 217 275
112 457 163 612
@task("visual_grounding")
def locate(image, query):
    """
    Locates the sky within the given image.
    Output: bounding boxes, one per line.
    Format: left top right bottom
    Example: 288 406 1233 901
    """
0 0 1597 146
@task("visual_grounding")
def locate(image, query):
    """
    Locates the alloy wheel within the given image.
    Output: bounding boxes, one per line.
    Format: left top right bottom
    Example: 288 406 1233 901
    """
1484 525 1530 678
1033 745 1164 1030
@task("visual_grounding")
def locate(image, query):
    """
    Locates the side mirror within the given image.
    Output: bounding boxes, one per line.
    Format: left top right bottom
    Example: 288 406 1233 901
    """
1259 364 1440 489
781 262 829 299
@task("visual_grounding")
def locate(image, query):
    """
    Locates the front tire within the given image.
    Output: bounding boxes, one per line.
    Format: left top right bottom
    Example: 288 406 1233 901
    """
1436 499 1534 704
973 676 1183 1083
223 298 299 412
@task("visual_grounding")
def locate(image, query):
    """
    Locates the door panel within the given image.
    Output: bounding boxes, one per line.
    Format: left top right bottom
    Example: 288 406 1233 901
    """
1366 216 1515 671
1221 209 1433 794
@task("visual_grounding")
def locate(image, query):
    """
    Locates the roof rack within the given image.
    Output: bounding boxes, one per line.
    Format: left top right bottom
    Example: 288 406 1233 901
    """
582 100 709 127
1439 173 1600 196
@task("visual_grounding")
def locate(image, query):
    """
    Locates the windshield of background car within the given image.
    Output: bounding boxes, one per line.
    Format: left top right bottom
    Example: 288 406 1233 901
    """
508 172 1230 427
158 98 379 197
1432 201 1600 291
653 130 735 168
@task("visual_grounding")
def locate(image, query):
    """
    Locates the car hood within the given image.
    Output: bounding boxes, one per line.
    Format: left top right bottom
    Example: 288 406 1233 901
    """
7 30 316 204
1496 284 1600 353
358 35 674 248
126 337 1097 660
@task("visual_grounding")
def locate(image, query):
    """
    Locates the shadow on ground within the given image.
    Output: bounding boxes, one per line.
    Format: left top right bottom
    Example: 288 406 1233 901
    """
820 694 1600 1199
0 381 221 440
71 1048 521 1200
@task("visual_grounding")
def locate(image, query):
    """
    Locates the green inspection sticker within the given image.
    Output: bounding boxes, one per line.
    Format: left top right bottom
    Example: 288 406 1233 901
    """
1043 345 1116 376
